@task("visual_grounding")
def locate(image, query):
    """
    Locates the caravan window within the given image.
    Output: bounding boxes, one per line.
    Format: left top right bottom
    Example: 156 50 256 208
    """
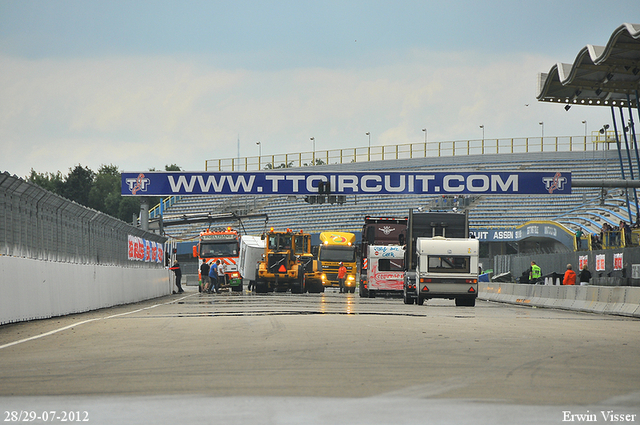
427 255 470 273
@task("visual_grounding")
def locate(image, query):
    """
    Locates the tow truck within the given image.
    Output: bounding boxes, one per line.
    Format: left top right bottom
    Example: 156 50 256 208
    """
193 227 242 292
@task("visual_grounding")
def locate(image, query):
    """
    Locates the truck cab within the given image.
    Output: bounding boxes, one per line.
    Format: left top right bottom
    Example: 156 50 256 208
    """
317 232 357 293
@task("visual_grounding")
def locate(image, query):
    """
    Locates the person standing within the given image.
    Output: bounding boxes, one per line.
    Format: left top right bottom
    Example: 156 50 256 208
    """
216 259 226 293
579 265 592 286
207 260 218 293
529 261 541 283
563 264 576 286
337 262 347 293
200 261 210 293
169 261 184 294
575 229 583 250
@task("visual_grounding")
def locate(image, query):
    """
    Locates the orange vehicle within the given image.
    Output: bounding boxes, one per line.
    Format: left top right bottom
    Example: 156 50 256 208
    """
192 227 242 292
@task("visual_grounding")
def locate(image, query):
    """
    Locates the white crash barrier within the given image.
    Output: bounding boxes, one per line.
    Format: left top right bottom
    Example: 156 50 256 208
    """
0 256 171 325
479 282 640 317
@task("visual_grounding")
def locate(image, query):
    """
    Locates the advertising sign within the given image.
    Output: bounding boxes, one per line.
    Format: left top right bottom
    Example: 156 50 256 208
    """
122 171 571 197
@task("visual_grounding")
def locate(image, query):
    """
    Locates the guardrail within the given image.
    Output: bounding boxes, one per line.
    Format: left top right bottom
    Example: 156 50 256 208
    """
479 282 640 317
205 134 619 172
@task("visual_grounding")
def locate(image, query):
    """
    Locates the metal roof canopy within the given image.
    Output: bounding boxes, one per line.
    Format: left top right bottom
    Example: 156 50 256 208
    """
537 23 640 108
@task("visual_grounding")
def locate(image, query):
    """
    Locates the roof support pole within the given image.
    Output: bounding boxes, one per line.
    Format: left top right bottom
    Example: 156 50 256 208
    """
618 105 639 221
611 105 633 221
627 93 640 220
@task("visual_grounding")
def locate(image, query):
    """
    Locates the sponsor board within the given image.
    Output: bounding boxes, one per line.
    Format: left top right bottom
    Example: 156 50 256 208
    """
122 171 571 196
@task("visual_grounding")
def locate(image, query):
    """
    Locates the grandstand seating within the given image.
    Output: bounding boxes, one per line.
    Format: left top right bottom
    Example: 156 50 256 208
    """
158 148 633 241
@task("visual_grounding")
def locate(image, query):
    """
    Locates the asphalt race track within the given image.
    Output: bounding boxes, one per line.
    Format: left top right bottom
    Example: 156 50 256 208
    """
1 287 639 424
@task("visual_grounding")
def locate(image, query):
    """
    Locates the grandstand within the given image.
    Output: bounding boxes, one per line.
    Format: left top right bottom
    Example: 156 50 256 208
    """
155 138 634 256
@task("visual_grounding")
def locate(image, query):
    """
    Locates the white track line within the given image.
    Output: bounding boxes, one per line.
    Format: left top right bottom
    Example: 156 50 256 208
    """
0 294 194 350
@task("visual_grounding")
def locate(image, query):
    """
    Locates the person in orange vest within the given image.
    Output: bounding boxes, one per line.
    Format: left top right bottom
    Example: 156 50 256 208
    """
337 262 347 293
563 264 576 286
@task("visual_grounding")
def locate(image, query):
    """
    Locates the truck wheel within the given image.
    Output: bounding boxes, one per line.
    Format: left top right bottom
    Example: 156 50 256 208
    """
255 280 267 294
403 291 412 304
417 296 425 305
368 290 375 298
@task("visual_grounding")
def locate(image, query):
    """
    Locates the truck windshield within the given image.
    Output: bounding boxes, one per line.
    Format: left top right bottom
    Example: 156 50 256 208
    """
268 234 292 251
319 246 356 262
200 242 238 258
294 235 308 254
427 256 470 273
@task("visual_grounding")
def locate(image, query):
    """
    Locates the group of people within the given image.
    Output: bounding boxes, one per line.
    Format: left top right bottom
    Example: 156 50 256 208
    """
600 221 633 248
525 260 592 286
200 259 227 294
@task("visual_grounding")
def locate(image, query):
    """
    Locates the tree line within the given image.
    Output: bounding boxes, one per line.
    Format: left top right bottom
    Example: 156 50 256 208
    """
27 164 181 223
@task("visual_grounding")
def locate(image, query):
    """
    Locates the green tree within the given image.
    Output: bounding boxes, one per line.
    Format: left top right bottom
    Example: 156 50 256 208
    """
27 169 65 195
88 164 121 216
63 165 95 206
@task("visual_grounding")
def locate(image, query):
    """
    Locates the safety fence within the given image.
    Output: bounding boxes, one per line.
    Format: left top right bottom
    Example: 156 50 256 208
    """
0 172 166 267
205 133 625 172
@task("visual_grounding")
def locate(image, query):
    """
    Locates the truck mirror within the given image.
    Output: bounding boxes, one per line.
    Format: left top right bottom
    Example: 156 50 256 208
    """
192 245 198 258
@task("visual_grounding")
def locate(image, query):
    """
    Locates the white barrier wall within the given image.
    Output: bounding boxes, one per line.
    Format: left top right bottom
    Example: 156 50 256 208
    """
0 256 172 325
479 282 640 317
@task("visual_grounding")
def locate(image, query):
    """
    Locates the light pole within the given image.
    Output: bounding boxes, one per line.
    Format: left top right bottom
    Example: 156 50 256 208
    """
422 128 427 158
479 125 484 141
365 132 370 161
256 141 261 169
310 137 315 165
539 121 544 139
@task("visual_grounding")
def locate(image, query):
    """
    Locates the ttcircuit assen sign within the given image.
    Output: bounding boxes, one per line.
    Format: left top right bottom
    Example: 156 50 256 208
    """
122 171 570 196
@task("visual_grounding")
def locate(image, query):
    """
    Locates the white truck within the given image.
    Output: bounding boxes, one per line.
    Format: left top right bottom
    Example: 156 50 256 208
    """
409 236 479 306
238 235 265 288
366 245 405 297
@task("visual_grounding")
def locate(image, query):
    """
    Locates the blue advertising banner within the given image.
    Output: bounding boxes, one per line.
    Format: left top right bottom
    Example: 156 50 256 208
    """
121 171 571 196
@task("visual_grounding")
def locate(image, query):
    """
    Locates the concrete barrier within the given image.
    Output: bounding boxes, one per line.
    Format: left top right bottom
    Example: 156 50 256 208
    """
478 282 640 318
0 256 171 325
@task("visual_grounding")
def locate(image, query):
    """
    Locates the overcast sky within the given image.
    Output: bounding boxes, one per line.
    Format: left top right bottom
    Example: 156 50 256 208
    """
1 0 639 177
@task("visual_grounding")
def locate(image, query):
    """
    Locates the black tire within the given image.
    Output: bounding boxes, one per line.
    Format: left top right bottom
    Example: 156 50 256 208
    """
255 280 268 294
403 291 412 304
417 296 425 305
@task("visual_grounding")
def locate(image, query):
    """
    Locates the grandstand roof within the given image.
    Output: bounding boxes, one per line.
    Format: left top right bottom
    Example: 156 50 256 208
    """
537 23 640 108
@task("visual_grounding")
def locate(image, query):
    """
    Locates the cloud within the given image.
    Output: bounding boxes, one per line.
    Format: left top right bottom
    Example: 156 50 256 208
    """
1 50 609 177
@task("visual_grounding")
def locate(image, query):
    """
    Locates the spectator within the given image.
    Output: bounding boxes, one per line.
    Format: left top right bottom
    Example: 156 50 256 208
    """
579 265 592 286
563 264 576 286
575 228 583 250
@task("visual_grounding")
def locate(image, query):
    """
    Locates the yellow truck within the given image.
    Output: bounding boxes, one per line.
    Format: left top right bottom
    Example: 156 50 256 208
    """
317 232 357 293
255 228 323 293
